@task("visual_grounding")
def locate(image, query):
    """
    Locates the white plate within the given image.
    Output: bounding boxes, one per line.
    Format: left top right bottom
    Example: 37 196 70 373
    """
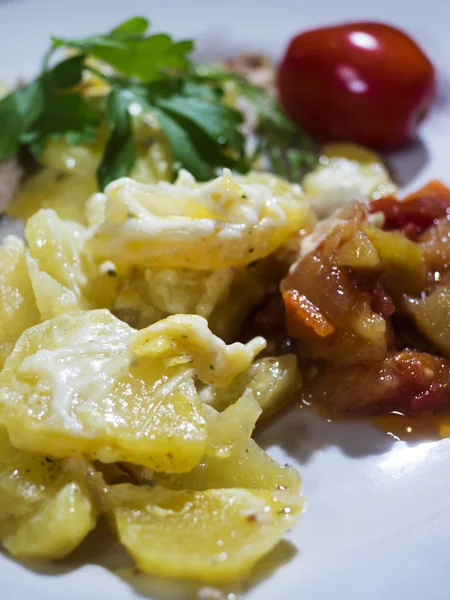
1 1 450 599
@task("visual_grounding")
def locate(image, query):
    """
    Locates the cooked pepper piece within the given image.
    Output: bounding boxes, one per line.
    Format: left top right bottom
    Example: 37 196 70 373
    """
283 289 335 340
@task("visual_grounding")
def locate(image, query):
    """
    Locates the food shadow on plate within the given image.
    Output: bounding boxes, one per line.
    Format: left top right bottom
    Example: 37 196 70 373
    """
0 517 134 576
1 518 297 600
384 137 429 187
434 73 450 111
115 539 296 600
255 404 396 463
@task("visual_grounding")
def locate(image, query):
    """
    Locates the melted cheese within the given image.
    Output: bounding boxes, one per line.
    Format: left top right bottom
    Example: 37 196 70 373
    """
0 310 265 472
89 169 310 271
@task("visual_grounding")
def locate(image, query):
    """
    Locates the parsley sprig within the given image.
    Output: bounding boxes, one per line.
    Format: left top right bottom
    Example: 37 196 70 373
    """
0 17 315 190
191 65 317 181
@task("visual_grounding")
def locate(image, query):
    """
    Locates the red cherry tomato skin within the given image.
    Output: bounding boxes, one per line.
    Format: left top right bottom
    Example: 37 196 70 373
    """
277 22 436 150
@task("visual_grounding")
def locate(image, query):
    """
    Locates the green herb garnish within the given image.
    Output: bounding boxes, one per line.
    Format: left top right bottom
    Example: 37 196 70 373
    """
0 17 315 190
191 66 317 181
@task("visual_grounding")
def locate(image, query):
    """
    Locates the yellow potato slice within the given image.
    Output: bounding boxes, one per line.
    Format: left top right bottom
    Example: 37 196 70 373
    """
25 208 118 310
200 355 300 416
4 481 96 559
107 483 302 582
89 169 309 271
0 310 264 473
0 236 40 368
112 284 166 329
6 167 97 224
156 438 301 493
133 314 266 388
112 257 281 340
26 254 80 321
7 133 172 224
0 428 96 558
112 265 235 330
0 428 63 536
0 310 208 472
144 267 235 318
203 390 262 458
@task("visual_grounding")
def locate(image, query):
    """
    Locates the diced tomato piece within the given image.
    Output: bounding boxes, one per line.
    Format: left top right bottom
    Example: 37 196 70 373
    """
370 180 450 240
301 350 450 415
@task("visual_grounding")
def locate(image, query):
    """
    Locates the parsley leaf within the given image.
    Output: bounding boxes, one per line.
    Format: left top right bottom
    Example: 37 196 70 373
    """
0 15 317 192
156 96 244 151
51 16 149 52
152 106 213 181
236 78 290 129
191 65 317 180
109 17 149 40
105 79 248 182
152 92 248 179
25 93 99 155
180 80 222 102
25 55 100 155
237 82 316 179
0 54 95 158
97 89 137 190
52 18 194 83
93 36 194 82
0 81 43 158
44 54 86 89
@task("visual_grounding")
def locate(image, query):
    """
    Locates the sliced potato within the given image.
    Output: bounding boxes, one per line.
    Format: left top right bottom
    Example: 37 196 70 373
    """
114 257 282 344
0 427 96 558
0 310 208 472
112 284 165 329
112 266 235 330
203 390 262 457
6 138 173 225
208 261 281 343
0 311 265 473
156 439 301 493
0 427 64 536
0 236 40 368
107 483 302 582
89 169 309 271
6 168 97 224
4 481 96 559
200 355 299 417
25 208 118 310
144 267 234 319
133 314 266 388
26 254 80 321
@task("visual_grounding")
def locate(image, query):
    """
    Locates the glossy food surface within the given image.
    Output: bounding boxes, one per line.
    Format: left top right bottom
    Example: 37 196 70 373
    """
277 22 436 149
1 1 450 600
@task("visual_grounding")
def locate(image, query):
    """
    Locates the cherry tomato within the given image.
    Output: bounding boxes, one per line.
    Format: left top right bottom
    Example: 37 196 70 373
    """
277 22 436 150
